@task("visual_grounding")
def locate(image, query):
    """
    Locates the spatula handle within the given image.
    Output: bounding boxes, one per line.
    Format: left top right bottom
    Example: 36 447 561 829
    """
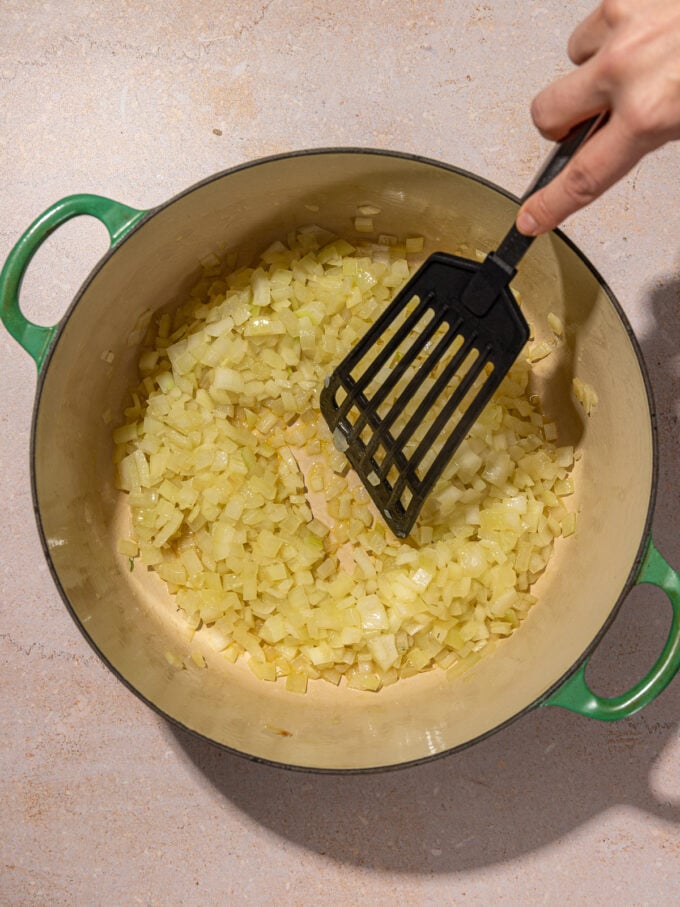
463 113 607 316
496 112 606 268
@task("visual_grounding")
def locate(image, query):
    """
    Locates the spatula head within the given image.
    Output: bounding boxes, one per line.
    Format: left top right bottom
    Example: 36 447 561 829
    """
320 252 530 538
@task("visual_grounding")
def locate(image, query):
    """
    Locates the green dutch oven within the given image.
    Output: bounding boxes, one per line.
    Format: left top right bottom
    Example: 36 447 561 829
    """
2 149 679 771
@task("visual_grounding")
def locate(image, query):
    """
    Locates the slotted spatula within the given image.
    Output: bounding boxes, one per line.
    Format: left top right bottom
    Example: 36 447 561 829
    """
320 115 603 538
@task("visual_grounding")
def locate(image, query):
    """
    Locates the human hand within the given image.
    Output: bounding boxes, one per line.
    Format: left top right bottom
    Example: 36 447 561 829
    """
516 0 680 236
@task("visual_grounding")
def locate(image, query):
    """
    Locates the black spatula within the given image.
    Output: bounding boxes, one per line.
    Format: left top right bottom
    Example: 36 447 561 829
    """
320 115 603 538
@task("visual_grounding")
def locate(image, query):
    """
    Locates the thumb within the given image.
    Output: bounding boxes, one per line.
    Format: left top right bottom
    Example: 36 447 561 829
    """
516 117 643 236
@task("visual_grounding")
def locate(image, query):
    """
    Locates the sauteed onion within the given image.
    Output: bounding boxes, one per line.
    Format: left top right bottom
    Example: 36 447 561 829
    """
114 228 576 692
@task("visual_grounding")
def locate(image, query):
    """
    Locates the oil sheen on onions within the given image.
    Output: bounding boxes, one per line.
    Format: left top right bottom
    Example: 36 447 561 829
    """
113 227 576 693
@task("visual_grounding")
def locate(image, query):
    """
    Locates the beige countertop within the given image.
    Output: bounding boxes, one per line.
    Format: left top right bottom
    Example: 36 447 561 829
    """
1 2 679 904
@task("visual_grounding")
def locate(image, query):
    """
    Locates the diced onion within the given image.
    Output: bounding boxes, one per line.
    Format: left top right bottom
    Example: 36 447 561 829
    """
354 216 374 233
573 377 599 416
547 312 564 337
357 204 381 217
332 428 349 452
114 228 577 693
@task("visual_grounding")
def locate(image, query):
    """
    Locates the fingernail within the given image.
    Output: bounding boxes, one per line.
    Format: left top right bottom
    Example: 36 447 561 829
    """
516 210 539 236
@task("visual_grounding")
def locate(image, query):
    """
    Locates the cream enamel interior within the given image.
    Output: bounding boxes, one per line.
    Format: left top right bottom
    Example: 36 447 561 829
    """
33 151 654 770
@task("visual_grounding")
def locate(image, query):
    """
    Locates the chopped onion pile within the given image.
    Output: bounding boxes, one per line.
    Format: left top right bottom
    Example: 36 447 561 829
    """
113 227 576 692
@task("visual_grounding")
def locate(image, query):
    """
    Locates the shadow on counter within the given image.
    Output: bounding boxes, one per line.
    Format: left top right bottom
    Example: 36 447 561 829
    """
169 275 680 873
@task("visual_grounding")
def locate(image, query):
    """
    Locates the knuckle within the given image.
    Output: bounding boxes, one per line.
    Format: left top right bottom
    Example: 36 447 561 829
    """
597 40 629 83
622 99 665 142
529 192 559 232
562 161 600 205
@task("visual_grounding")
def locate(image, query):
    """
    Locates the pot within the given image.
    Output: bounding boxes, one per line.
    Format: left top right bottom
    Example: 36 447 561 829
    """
2 149 680 772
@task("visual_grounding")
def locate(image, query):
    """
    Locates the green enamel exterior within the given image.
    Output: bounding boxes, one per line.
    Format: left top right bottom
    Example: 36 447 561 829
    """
0 194 145 371
545 538 680 719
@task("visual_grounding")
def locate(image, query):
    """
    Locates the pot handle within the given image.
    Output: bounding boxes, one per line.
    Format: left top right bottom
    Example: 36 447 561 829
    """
0 194 146 371
544 538 680 720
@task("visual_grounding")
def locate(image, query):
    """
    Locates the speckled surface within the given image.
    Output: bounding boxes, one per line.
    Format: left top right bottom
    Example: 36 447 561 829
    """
1 2 680 904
